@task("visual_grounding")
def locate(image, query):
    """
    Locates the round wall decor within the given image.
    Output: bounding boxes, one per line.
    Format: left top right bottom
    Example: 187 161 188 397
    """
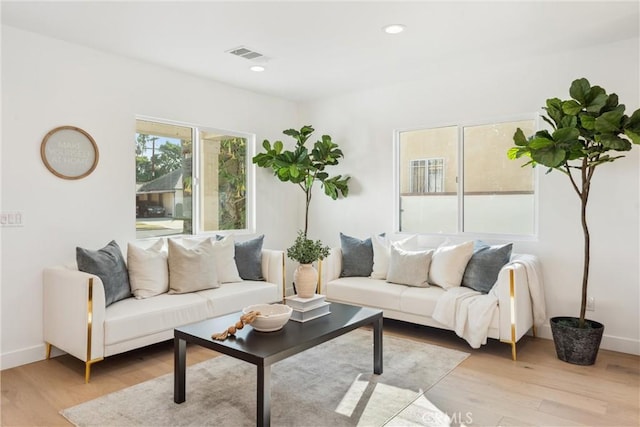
41 126 99 180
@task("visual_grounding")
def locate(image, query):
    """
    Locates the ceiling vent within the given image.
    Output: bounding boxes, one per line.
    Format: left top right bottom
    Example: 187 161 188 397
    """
227 46 269 62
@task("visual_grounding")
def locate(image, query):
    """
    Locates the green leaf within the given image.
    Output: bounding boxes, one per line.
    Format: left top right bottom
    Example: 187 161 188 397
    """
552 127 580 144
600 134 632 151
562 100 582 115
262 140 271 151
532 147 566 168
579 114 596 130
513 128 528 146
586 92 608 113
529 136 554 149
624 129 640 145
595 109 624 133
569 78 591 104
507 146 528 160
544 98 564 126
274 140 283 153
559 115 578 129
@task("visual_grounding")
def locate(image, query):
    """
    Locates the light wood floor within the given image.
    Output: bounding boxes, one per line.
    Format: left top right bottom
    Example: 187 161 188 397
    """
1 320 638 426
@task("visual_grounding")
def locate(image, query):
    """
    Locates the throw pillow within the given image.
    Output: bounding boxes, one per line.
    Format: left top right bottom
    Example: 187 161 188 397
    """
168 239 219 294
428 241 474 289
340 232 373 277
76 240 131 306
462 242 513 293
127 239 169 299
212 235 242 283
235 235 264 281
371 234 417 280
386 244 433 287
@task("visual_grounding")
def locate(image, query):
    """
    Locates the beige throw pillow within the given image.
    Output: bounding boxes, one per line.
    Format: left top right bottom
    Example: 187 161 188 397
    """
386 244 433 287
168 239 219 294
212 235 242 283
371 235 417 280
127 239 168 299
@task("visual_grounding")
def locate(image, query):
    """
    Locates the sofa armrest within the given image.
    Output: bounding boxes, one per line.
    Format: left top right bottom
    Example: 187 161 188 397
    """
261 249 285 296
318 247 342 294
43 266 106 362
493 262 534 343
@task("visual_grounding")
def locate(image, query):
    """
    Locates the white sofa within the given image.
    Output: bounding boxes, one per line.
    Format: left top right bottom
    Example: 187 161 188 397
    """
43 248 284 382
320 246 543 360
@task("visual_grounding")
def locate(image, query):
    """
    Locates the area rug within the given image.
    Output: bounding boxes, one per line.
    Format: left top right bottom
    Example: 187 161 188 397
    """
61 329 468 427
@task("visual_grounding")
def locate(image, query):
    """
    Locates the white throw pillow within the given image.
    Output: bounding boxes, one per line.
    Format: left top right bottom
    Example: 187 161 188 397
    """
370 234 390 280
386 244 433 287
428 241 474 289
127 239 168 299
168 238 219 294
212 235 242 283
371 235 417 280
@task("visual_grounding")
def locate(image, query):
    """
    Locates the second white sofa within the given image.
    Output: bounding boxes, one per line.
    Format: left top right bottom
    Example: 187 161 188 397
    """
319 236 545 359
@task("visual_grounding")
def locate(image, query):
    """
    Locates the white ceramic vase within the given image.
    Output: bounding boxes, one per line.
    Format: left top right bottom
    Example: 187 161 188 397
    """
294 263 318 298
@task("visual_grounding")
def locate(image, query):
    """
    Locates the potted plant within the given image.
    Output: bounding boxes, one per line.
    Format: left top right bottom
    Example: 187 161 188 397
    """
253 125 350 296
508 77 640 365
286 230 331 297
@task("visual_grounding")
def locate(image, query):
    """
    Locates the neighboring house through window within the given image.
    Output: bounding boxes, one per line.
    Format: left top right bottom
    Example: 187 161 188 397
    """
135 118 252 239
397 118 536 236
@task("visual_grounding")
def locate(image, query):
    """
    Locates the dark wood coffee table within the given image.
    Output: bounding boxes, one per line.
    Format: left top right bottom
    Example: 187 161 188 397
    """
174 302 383 427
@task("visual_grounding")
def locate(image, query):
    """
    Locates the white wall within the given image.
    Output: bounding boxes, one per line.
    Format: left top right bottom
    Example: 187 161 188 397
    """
301 37 640 355
0 26 301 369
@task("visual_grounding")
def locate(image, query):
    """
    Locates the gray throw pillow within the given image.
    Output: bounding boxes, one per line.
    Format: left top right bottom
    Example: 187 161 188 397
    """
235 235 264 281
340 233 374 277
76 240 131 306
461 242 513 293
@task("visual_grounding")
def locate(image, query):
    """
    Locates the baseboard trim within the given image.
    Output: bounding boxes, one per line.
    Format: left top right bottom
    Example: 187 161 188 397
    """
534 324 640 355
0 343 64 371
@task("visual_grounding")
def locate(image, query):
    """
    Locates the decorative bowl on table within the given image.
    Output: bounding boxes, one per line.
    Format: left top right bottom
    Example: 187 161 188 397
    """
242 303 293 332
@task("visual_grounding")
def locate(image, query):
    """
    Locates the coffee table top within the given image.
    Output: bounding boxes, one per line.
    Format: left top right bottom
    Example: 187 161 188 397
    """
175 301 382 366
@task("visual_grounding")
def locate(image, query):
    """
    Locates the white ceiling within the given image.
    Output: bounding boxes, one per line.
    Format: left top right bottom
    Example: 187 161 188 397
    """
2 1 638 102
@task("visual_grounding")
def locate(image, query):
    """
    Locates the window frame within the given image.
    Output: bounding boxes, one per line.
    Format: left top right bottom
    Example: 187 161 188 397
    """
393 114 540 240
135 115 256 239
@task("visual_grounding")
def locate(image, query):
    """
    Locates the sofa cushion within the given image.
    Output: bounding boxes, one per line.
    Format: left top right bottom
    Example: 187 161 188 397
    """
462 242 513 293
340 233 374 277
386 244 433 287
197 280 280 317
77 240 131 306
428 241 474 289
168 239 219 293
104 292 211 345
235 235 265 281
326 277 406 311
399 286 446 317
127 240 168 299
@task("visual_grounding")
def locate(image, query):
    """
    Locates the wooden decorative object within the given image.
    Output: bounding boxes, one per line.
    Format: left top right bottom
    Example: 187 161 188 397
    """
41 126 99 180
212 311 260 340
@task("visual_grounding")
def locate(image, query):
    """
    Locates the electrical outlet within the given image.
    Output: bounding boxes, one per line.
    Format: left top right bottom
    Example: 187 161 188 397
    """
0 211 24 227
587 296 596 311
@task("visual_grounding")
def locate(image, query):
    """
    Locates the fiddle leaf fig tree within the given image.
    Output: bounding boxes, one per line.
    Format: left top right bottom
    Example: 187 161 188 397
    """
508 78 640 328
253 125 350 236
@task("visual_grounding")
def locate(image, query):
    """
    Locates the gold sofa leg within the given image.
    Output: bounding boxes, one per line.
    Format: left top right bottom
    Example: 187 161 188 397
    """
85 358 103 383
45 342 52 359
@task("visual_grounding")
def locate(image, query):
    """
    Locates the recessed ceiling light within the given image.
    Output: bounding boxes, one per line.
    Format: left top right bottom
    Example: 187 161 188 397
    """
250 65 265 72
383 24 406 35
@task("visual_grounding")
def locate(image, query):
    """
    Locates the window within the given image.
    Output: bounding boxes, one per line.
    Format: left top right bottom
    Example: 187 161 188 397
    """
135 118 252 239
397 118 536 236
410 158 444 193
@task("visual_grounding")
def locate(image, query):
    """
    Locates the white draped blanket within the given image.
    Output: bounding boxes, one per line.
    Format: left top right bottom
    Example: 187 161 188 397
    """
433 254 546 348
